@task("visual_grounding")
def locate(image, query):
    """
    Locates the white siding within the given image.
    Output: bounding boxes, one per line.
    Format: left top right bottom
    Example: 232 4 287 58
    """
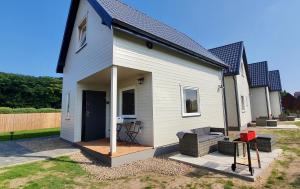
235 61 252 129
113 31 225 147
61 0 113 142
117 74 153 146
270 91 281 118
224 76 238 128
250 87 271 121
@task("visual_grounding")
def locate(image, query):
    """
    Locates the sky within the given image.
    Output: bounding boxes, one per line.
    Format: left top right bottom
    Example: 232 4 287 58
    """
0 0 299 93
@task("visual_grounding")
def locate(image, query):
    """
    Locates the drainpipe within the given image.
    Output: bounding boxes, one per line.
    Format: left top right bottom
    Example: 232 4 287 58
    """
233 76 241 130
265 87 270 119
221 71 229 136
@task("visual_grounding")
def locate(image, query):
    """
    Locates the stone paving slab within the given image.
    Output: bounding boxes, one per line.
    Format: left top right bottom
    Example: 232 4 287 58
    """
0 136 80 168
257 125 298 129
170 149 282 181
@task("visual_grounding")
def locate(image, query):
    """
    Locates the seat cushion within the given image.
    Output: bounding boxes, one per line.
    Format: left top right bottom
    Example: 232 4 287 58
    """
197 135 220 142
193 127 210 136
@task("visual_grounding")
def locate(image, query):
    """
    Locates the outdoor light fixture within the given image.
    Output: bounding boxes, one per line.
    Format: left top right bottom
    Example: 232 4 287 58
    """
138 77 144 85
146 41 153 49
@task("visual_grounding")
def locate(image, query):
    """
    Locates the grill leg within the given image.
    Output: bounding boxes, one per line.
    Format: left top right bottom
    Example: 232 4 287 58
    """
247 142 253 175
254 141 261 168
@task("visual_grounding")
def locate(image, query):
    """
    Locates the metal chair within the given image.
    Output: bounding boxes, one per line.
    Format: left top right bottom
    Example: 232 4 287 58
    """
125 121 142 144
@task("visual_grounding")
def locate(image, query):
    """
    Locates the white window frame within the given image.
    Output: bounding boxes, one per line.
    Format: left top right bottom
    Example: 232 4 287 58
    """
181 86 201 117
65 92 71 120
241 95 246 112
119 86 136 118
77 17 87 50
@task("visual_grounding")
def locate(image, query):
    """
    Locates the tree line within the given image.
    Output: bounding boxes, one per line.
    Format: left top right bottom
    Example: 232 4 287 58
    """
0 72 62 109
281 91 300 114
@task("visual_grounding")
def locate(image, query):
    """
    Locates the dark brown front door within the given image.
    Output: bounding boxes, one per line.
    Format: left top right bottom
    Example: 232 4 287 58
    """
81 91 106 141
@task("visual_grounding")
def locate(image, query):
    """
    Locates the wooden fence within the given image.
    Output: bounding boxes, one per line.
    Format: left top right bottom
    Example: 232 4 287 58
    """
0 113 61 132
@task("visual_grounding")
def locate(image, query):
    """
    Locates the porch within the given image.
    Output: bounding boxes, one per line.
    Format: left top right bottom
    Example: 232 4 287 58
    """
76 65 154 166
77 138 153 158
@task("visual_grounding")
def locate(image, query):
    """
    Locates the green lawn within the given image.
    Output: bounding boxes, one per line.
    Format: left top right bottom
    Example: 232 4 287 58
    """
0 156 105 189
0 122 299 189
0 128 60 141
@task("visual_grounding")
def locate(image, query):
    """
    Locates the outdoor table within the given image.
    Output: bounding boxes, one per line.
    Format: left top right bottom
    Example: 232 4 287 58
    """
117 122 134 142
231 138 261 176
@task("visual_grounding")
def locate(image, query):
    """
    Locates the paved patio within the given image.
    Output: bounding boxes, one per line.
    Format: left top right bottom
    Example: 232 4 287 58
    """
0 136 80 168
170 149 282 181
256 124 298 129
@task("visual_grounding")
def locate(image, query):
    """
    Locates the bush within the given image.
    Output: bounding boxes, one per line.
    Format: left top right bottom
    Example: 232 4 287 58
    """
38 108 61 113
13 108 38 114
0 107 13 114
0 107 61 114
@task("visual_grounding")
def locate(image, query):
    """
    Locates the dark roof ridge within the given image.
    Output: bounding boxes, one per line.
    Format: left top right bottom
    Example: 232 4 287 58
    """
208 41 243 51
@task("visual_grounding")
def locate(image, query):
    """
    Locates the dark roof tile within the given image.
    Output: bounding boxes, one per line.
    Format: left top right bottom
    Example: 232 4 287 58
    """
208 41 243 75
269 70 282 91
248 61 269 87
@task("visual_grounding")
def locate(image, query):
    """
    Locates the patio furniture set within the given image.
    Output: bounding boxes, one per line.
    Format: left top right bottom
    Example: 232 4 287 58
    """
177 127 276 176
117 118 143 144
256 116 278 127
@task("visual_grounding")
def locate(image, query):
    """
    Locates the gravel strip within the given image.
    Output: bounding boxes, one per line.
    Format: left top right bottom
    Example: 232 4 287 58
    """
70 152 192 181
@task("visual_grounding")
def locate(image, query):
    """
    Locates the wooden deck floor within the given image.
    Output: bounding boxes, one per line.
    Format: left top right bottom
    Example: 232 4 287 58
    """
77 139 153 157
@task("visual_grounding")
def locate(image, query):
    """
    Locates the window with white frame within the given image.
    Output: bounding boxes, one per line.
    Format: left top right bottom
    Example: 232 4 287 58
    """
120 87 135 118
241 95 246 112
181 86 201 117
66 92 71 120
78 18 87 48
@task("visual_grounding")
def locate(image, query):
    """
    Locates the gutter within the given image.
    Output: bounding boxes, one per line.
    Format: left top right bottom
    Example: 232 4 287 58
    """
233 76 241 130
221 71 229 136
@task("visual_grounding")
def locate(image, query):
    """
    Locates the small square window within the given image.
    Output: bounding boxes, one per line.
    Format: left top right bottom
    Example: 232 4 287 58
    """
181 86 201 117
241 95 246 112
78 18 87 48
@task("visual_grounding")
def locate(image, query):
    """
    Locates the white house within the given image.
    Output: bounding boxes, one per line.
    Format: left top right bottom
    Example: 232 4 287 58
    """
268 70 282 118
209 42 252 131
56 0 228 166
248 62 272 120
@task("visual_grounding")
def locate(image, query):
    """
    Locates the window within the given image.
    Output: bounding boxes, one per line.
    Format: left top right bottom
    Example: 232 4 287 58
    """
78 18 87 48
241 95 246 112
181 86 200 117
120 87 135 117
66 92 71 120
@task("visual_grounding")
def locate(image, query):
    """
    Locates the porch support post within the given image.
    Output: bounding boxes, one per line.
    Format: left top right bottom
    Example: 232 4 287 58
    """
110 65 117 154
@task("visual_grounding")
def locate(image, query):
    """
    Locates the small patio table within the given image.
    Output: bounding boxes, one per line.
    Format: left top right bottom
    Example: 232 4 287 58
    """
231 138 261 176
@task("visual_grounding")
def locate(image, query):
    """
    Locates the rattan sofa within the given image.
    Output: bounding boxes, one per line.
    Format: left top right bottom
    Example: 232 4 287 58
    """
177 127 224 157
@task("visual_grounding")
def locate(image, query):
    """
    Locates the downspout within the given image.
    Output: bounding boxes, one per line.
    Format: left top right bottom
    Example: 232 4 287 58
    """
233 76 241 130
221 71 229 136
265 87 270 118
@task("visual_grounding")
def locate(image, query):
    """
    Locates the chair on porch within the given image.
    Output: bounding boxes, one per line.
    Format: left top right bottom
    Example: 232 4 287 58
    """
125 121 142 144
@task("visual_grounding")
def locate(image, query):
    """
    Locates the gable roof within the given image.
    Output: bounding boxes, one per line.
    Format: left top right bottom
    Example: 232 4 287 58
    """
208 41 248 76
248 61 269 88
268 70 282 91
56 0 227 73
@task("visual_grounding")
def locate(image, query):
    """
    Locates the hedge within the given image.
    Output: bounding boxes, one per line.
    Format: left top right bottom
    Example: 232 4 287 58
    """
0 107 61 114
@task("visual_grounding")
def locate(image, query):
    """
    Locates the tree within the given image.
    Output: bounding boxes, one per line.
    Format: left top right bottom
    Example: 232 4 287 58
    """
0 72 62 108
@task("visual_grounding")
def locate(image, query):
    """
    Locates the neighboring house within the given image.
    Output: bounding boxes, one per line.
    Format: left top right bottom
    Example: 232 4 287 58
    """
56 0 228 165
268 70 282 118
248 61 272 120
294 92 300 99
209 42 252 131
